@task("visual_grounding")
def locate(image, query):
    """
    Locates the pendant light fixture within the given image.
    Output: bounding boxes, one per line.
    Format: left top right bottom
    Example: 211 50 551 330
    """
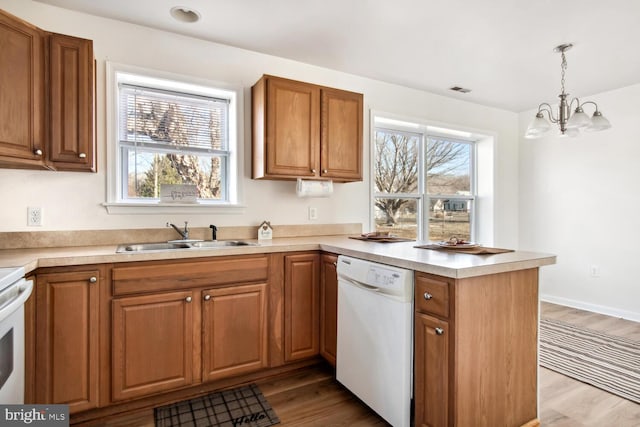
525 44 611 139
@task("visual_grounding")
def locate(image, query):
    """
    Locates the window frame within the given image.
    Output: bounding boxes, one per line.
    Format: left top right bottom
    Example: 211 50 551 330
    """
104 62 244 214
371 113 478 242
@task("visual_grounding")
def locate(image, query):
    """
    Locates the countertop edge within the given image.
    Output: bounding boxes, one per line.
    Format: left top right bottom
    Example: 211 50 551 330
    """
0 236 557 279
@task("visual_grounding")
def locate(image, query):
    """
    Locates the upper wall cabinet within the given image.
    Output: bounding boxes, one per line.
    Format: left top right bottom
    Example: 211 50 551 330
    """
0 9 95 172
0 9 46 169
252 75 363 182
47 33 95 172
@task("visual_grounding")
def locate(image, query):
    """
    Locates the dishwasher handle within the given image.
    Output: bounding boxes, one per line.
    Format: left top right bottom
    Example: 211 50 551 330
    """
339 277 380 292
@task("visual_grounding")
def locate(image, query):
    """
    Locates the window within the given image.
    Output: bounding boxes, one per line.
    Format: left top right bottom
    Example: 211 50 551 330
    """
107 64 241 211
373 116 476 241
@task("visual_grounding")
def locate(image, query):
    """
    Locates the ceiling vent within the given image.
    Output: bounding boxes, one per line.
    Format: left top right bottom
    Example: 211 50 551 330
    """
449 86 471 93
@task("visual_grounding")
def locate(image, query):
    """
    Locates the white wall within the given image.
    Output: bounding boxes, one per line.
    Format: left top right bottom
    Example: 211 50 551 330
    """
0 0 519 249
519 83 640 321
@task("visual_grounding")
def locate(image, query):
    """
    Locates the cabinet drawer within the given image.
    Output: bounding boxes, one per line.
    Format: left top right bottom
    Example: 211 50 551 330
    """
415 274 449 318
112 255 269 296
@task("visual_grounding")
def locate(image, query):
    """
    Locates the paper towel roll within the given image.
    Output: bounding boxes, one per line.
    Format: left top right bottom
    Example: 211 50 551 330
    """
296 178 333 197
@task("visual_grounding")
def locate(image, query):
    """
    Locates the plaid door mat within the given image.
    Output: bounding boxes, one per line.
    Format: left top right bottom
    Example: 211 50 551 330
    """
154 383 280 427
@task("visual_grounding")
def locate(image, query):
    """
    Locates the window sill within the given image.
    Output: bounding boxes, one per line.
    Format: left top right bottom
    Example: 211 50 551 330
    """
102 202 246 215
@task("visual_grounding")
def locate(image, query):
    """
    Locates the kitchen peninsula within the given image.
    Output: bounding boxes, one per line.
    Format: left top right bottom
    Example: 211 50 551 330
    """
0 229 555 427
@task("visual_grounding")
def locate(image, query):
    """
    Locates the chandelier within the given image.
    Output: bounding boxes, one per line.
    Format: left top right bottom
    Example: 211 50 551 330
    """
525 43 611 139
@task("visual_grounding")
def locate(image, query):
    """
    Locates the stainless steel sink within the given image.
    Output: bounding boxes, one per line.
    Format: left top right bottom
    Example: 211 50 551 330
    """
116 240 259 253
189 240 258 248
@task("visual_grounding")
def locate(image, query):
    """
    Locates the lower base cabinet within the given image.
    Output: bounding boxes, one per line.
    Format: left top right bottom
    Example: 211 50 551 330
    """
319 254 337 365
35 269 101 413
284 253 320 362
414 269 539 427
414 313 449 427
111 291 194 401
112 283 269 401
202 283 268 381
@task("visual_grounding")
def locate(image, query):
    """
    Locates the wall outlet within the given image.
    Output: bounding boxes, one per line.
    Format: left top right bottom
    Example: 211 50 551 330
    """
27 206 43 226
589 265 600 277
308 207 318 220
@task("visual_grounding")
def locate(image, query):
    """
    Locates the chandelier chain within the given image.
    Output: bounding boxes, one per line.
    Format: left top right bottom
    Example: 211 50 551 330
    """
560 51 567 95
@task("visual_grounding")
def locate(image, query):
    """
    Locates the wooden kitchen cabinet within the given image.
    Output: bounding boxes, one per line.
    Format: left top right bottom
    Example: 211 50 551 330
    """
414 270 540 427
252 75 363 181
35 268 102 413
111 290 194 401
320 88 363 181
284 253 320 361
319 253 338 366
110 255 270 401
0 9 46 169
0 9 95 171
414 313 449 427
48 33 96 171
202 283 268 381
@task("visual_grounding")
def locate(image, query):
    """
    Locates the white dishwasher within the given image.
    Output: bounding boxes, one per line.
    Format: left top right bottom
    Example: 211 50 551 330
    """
336 255 413 427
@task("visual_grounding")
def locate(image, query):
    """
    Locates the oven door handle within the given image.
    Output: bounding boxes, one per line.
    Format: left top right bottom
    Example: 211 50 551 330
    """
0 279 33 323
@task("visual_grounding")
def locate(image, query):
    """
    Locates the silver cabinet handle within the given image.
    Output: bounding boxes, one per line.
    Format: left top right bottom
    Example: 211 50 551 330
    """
322 169 328 173
89 276 97 283
185 296 192 303
423 292 433 300
78 152 87 159
435 327 444 335
311 169 317 173
203 295 211 301
34 149 43 156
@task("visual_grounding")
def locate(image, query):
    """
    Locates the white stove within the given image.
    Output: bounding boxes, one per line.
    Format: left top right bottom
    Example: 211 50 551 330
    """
0 267 33 404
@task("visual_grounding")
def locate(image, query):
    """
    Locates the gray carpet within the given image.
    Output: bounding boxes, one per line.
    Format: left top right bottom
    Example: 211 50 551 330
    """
154 383 280 427
539 318 640 404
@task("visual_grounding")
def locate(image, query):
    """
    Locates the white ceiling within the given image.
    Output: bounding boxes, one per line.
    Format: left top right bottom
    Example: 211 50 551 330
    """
35 0 640 112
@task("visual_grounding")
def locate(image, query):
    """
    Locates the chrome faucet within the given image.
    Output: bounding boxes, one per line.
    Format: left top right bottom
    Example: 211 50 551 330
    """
167 221 189 240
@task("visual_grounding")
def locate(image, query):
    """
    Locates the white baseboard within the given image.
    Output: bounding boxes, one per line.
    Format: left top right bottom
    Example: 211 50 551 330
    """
540 294 640 323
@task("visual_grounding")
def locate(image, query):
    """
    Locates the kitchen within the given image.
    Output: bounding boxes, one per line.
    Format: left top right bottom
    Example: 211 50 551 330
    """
0 0 639 426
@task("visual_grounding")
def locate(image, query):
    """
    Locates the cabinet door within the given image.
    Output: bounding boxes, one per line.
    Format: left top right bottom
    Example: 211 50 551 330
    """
0 10 46 168
202 283 268 382
35 270 100 413
319 254 338 366
112 291 193 401
320 87 362 181
414 313 449 427
48 33 95 171
264 77 320 178
284 253 320 361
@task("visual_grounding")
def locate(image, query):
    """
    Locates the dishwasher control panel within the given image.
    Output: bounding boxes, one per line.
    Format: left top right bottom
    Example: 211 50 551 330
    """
366 266 401 287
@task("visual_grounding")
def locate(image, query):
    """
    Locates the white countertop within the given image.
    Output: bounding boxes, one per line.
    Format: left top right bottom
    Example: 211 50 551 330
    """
0 235 555 279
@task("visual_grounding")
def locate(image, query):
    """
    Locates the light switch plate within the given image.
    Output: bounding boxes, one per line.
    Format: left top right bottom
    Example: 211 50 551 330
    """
308 207 318 220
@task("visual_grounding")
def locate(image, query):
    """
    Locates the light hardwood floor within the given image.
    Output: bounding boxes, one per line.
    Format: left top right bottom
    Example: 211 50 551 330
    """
74 302 639 426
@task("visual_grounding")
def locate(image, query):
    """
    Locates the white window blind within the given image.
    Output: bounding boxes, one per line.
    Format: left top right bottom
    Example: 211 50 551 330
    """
118 83 230 153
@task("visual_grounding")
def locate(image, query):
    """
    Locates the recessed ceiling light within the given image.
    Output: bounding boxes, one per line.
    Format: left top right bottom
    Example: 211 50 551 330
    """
170 6 201 23
449 86 471 93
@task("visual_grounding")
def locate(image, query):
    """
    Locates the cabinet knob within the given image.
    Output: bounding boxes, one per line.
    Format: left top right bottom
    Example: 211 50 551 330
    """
78 152 87 159
185 296 192 303
89 276 97 283
203 295 211 301
34 149 43 156
423 292 433 300
322 169 328 173
435 327 444 335
311 169 317 174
